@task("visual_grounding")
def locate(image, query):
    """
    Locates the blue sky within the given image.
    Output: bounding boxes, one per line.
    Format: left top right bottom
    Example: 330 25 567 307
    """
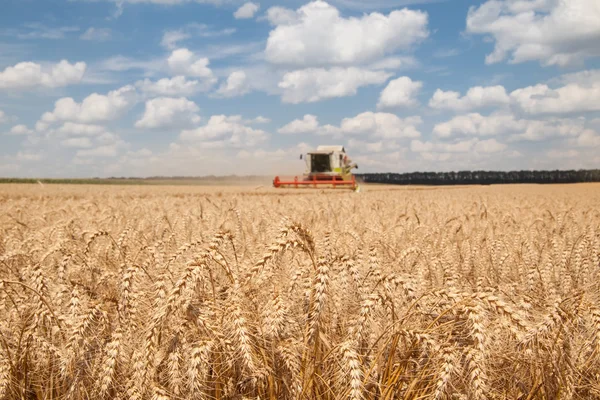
1 0 599 177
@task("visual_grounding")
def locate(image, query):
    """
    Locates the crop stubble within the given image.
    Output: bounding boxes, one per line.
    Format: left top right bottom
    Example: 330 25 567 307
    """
0 183 599 399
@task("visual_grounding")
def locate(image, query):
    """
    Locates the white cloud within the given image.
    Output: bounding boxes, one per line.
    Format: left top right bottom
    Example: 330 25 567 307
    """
249 116 270 124
80 27 112 41
0 110 7 124
135 97 200 129
574 130 600 147
509 119 588 142
339 112 422 138
347 138 395 153
466 0 600 66
265 1 429 66
429 85 509 111
367 56 418 71
0 60 86 89
161 30 191 50
428 71 600 117
474 138 507 153
40 85 137 125
377 76 422 109
265 6 298 25
278 114 319 134
7 124 33 136
61 137 93 148
234 2 260 19
179 115 268 147
216 71 251 97
278 67 391 103
433 112 589 142
557 69 600 86
97 132 121 145
167 48 217 86
278 111 422 139
510 80 600 114
57 122 107 136
136 76 207 96
433 113 518 138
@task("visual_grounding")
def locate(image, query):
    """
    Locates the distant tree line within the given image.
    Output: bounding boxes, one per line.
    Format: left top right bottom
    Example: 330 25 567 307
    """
356 170 600 186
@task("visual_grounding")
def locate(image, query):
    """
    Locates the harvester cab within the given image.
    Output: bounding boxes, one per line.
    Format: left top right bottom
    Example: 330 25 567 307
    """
273 145 359 190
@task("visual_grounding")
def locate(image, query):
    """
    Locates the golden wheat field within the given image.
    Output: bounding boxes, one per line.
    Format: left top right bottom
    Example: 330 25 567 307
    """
1 183 600 400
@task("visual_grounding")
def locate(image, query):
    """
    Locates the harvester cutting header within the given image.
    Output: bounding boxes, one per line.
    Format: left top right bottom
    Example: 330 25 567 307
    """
273 145 359 190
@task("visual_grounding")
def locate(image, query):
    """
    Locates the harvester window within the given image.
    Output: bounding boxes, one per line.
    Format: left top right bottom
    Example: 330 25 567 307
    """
311 154 331 173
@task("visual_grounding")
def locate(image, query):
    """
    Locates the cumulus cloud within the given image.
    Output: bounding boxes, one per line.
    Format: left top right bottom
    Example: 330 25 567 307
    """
278 67 391 103
39 85 137 126
433 112 589 142
265 1 429 66
0 60 86 90
367 56 418 71
573 130 600 147
265 6 297 25
474 138 508 153
466 0 600 66
167 49 217 87
7 124 34 136
278 114 320 134
429 85 509 111
234 2 260 19
135 97 200 129
277 111 422 138
216 71 251 97
377 76 422 109
339 112 422 139
179 115 268 147
250 116 271 124
57 122 106 136
136 76 207 96
510 79 600 114
161 31 191 50
430 72 600 115
347 139 395 153
557 69 600 86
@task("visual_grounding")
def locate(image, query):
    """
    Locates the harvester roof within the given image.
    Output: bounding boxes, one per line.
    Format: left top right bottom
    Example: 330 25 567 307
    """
315 145 345 153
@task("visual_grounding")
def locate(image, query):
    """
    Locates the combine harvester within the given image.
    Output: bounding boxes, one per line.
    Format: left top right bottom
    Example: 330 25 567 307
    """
273 145 360 191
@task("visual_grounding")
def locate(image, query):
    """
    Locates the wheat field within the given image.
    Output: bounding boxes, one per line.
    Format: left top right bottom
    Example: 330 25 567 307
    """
0 183 599 400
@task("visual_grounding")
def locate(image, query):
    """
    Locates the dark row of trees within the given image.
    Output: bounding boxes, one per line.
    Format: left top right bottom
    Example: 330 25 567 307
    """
356 169 600 186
